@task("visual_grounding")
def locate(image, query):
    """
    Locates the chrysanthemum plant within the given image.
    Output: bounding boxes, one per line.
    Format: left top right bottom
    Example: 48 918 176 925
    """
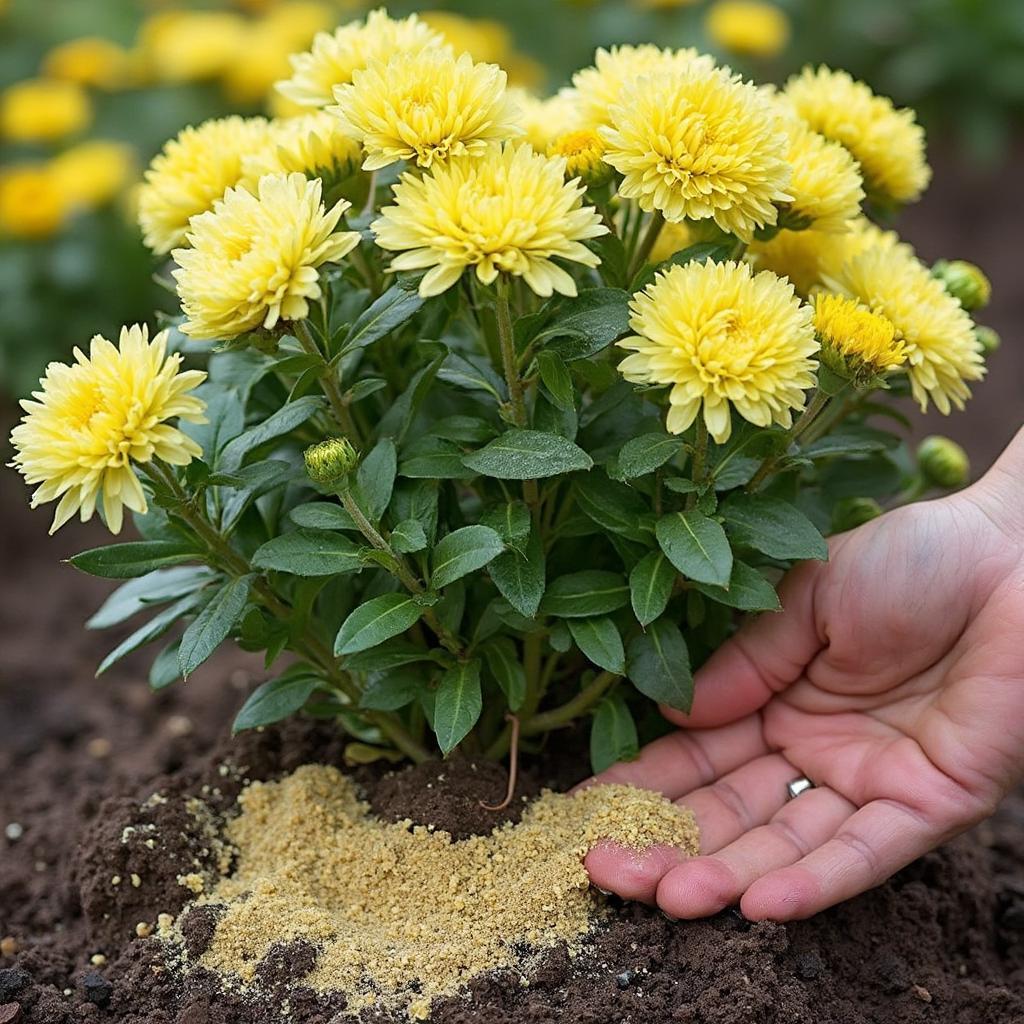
11 11 996 774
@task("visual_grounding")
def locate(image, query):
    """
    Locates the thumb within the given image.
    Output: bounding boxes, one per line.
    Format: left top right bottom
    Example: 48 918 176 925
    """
667 558 825 729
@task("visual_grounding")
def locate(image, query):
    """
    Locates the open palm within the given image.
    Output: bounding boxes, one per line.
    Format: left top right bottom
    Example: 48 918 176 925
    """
585 461 1024 920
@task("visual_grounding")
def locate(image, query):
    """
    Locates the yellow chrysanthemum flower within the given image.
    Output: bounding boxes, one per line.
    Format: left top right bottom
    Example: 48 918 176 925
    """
372 143 607 298
618 259 817 442
9 325 206 535
824 242 983 413
138 116 271 255
43 37 133 90
242 113 363 187
173 172 361 341
813 293 905 386
0 78 91 143
512 88 583 153
0 164 70 239
601 66 792 240
277 8 443 109
705 1 790 59
784 66 930 207
775 110 864 232
51 141 136 211
571 44 716 131
329 49 521 171
548 129 612 188
136 11 248 84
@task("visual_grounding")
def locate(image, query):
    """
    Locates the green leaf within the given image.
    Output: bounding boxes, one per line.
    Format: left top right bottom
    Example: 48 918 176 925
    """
97 593 203 675
149 641 182 690
219 461 293 532
722 494 828 562
480 501 531 545
575 473 651 542
627 619 693 711
635 241 734 291
378 346 446 443
629 551 675 626
540 570 629 618
434 659 483 755
482 636 526 710
691 560 781 612
179 575 254 679
219 395 322 472
183 389 243 468
568 617 625 675
70 541 198 580
617 432 680 479
536 350 574 411
489 529 545 618
399 436 470 479
655 511 733 586
431 525 504 589
341 281 426 354
289 502 356 531
390 518 428 554
359 667 424 711
87 566 214 629
390 479 439 543
432 415 497 444
232 668 322 734
437 351 504 400
590 691 638 773
463 430 593 479
252 529 364 577
537 288 632 361
344 640 438 672
356 438 396 521
335 593 423 655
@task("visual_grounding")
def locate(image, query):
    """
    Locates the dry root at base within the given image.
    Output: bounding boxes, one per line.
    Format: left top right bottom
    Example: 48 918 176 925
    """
165 764 699 1018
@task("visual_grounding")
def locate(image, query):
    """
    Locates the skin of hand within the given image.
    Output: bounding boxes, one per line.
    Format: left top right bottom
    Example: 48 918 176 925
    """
584 428 1024 922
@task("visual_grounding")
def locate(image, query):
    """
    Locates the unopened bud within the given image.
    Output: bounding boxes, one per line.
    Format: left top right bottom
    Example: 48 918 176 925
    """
304 437 359 488
831 497 883 533
917 435 969 489
975 325 1000 356
549 130 614 190
931 260 991 312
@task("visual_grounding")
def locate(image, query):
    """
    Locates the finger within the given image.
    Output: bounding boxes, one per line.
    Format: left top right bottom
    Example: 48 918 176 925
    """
584 749 789 902
680 753 809 854
656 787 854 919
581 714 768 800
739 799 948 921
668 559 825 730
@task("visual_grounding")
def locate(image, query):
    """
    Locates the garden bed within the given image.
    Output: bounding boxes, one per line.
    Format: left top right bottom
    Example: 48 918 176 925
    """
2 501 1023 1024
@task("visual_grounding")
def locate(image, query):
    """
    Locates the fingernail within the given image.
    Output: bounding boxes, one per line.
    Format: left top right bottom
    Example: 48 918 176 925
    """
661 910 679 923
596 887 613 896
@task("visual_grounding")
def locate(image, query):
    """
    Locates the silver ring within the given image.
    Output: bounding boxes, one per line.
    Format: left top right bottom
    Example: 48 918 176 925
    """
786 776 815 800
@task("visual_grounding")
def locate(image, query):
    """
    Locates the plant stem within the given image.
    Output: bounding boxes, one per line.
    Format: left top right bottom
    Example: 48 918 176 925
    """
294 320 362 445
746 389 831 492
686 418 709 510
522 670 618 736
627 209 665 280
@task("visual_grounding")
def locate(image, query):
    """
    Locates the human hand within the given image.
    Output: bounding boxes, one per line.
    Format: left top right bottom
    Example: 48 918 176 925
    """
584 429 1024 921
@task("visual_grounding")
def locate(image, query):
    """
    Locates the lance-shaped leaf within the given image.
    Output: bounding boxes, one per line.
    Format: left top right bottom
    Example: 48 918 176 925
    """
540 570 629 618
629 551 675 626
335 593 423 655
434 659 483 755
340 281 426 354
590 691 639 773
488 529 545 618
232 666 324 733
655 510 733 586
252 529 364 577
722 494 828 562
627 618 693 712
463 430 592 479
568 617 625 675
70 541 199 580
430 525 504 590
179 574 254 679
219 395 322 472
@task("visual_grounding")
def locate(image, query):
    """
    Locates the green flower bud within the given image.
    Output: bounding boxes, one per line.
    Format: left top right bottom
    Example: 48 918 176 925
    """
304 437 359 488
931 260 991 312
831 497 883 533
917 435 969 489
975 325 1000 356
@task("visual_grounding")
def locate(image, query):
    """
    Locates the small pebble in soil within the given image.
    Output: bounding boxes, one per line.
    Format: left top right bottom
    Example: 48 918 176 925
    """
0 968 30 1003
615 970 636 989
3 824 22 842
913 984 933 1004
794 951 824 981
0 939 17 958
79 971 112 1007
0 1002 22 1023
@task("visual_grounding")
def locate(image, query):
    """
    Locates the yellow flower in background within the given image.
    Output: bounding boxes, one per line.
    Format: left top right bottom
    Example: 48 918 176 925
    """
825 242 983 413
571 44 716 131
548 129 612 188
0 78 91 143
242 112 363 185
705 1 790 59
372 143 607 298
784 66 930 207
51 141 136 210
9 325 206 535
0 165 70 239
43 37 133 91
330 50 521 171
512 88 583 153
136 11 248 84
138 116 271 255
277 8 443 109
619 260 817 442
813 293 906 385
601 66 791 240
775 111 864 232
173 172 361 340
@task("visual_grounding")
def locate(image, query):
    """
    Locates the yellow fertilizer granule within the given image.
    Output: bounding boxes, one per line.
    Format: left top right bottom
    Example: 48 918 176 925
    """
175 764 698 1018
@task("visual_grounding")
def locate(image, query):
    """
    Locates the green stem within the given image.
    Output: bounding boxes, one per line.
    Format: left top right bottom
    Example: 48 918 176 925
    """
686 418 709 510
627 209 665 280
294 320 362 446
522 670 618 736
746 389 831 492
